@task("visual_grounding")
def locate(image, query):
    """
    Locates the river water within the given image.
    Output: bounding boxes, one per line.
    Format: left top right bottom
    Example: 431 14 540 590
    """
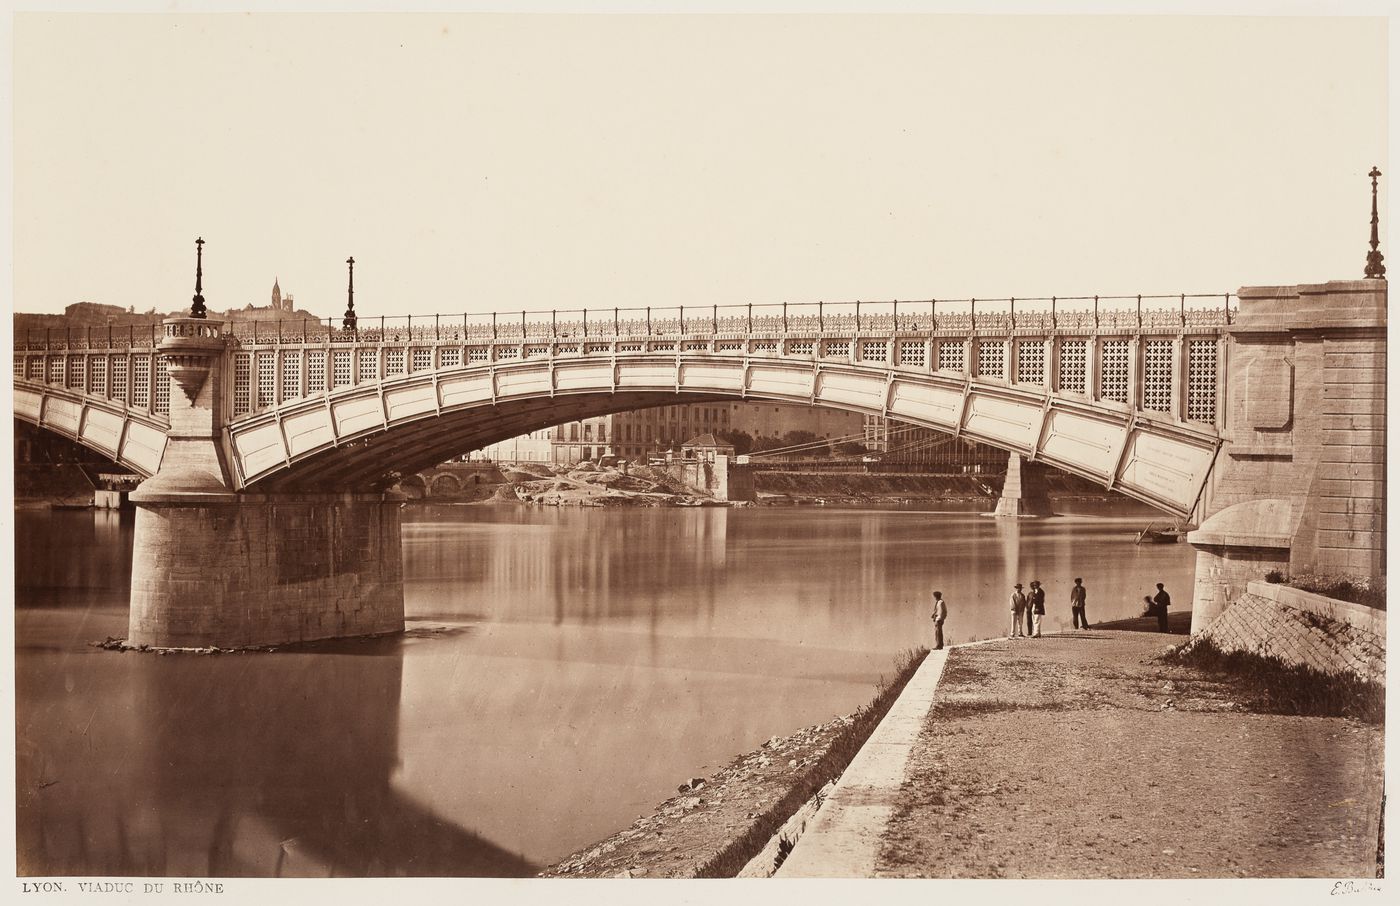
15 500 1194 877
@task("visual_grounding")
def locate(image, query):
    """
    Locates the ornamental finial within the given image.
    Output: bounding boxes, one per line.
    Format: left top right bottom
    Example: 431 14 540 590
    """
190 237 208 318
1365 167 1386 279
343 256 358 330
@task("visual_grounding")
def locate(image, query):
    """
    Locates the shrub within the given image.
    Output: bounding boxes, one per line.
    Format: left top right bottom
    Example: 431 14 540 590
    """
1264 570 1286 583
1161 637 1383 724
1285 573 1386 610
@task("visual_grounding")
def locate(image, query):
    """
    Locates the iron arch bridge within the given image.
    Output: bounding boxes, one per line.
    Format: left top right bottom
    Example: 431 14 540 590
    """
13 294 1232 518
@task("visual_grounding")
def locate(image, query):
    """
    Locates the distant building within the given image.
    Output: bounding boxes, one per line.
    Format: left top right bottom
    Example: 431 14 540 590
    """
270 278 295 313
472 428 553 463
680 433 734 462
472 402 866 466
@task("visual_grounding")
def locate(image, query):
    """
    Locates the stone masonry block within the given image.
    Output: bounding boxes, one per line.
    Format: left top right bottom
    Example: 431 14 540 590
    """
1321 414 1385 431
1321 398 1387 416
1317 512 1384 532
1322 382 1385 399
1316 495 1383 518
1319 444 1387 464
1322 429 1387 446
1317 461 1385 482
1322 352 1387 368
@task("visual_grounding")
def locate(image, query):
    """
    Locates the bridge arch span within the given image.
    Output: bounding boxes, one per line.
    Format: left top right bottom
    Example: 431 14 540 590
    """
13 380 169 477
229 355 1219 517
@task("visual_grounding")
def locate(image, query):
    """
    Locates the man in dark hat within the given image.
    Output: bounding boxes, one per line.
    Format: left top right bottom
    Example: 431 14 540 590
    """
1029 580 1046 637
1009 583 1027 638
1153 583 1171 632
1070 577 1089 629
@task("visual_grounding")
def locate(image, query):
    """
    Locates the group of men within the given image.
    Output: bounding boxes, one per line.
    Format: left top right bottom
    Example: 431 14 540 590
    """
1007 578 1090 639
928 579 1171 651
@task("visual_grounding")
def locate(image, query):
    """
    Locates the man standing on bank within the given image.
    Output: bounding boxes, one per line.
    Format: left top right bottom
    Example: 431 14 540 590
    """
931 590 948 651
1153 582 1171 633
1010 583 1027 638
1070 577 1089 629
1029 580 1046 637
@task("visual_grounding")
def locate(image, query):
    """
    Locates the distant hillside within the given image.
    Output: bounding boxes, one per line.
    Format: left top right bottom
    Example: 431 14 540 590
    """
14 301 327 339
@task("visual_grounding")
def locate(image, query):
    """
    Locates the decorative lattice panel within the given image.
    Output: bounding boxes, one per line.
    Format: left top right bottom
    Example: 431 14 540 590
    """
411 348 433 372
1099 339 1129 403
1058 340 1087 394
90 356 107 396
152 363 170 415
860 341 888 363
233 354 252 415
13 357 24 379
937 341 965 372
385 349 406 374
440 348 463 367
788 340 814 356
67 355 85 390
467 347 489 363
496 346 519 360
825 340 851 359
28 357 44 381
1187 339 1217 424
281 351 302 401
977 342 1005 380
753 340 778 354
1017 341 1045 385
307 351 327 393
1143 339 1173 413
898 341 926 367
357 349 379 383
132 357 150 409
48 356 65 386
717 341 744 353
109 357 128 403
331 350 353 388
257 352 277 408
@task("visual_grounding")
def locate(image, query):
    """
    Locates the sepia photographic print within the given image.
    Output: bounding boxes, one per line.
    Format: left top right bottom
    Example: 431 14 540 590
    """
5 2 1391 903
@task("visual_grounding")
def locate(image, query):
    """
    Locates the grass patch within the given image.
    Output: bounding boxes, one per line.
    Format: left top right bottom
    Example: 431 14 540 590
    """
1270 572 1386 610
1160 637 1384 724
693 646 928 878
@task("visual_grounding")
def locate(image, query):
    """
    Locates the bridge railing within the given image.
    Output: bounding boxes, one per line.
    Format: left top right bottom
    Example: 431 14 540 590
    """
13 294 1237 350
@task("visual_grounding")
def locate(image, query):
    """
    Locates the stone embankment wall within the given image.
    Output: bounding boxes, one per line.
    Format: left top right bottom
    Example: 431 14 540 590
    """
1189 581 1384 684
667 455 755 501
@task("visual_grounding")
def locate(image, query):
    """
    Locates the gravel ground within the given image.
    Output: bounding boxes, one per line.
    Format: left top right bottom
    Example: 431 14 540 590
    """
877 631 1384 879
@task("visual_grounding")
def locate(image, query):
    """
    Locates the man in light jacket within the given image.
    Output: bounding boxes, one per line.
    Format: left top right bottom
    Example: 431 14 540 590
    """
1009 583 1027 638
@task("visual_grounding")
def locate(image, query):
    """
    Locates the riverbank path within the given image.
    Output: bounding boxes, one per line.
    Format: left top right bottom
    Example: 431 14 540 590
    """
778 626 1383 878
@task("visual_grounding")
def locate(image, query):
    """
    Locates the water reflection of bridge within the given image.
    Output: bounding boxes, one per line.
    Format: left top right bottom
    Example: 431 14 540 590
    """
16 635 537 877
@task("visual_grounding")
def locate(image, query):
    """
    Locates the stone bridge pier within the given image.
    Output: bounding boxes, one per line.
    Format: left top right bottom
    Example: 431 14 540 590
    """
127 319 404 649
1187 280 1386 632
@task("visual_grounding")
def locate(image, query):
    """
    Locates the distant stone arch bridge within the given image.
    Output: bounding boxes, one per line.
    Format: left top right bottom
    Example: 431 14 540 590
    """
13 294 1232 518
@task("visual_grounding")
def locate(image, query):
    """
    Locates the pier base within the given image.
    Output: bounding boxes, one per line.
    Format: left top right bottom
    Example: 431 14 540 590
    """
127 491 404 649
992 453 1054 517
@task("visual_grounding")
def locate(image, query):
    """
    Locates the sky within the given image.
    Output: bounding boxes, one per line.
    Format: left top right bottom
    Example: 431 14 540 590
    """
9 8 1390 320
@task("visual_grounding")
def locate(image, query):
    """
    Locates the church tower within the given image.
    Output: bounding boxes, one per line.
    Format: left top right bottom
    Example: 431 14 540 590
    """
271 278 282 311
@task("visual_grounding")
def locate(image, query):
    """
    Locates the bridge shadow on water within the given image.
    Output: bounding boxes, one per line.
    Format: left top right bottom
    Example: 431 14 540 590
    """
16 633 538 878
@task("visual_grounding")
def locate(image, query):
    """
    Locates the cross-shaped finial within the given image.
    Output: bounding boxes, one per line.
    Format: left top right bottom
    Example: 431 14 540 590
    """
1366 167 1386 279
190 236 208 319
